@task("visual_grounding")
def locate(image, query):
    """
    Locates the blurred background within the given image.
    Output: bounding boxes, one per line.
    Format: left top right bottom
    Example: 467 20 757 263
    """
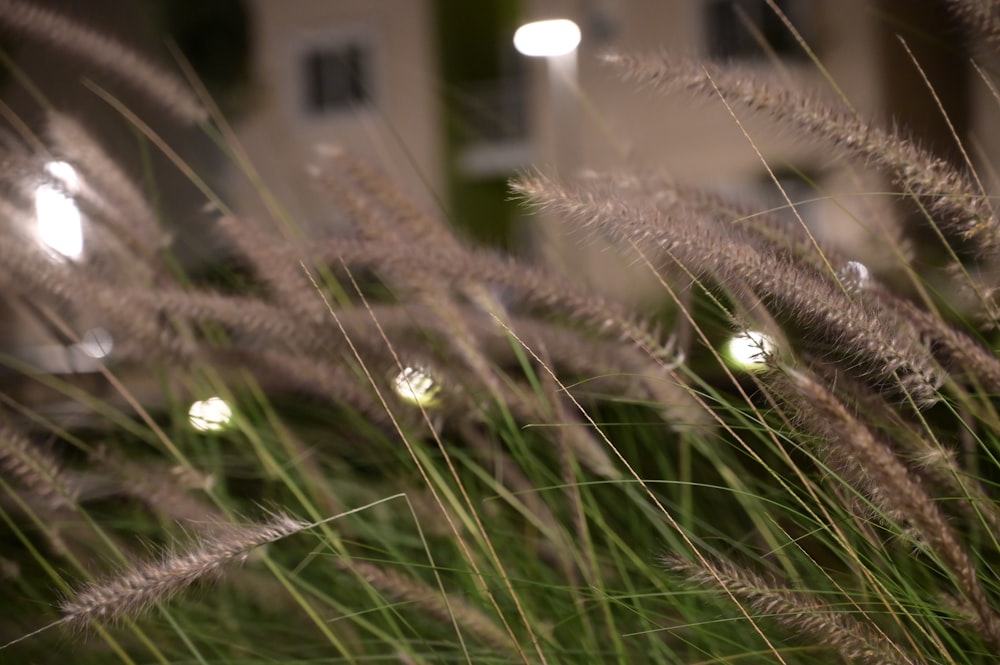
0 0 990 392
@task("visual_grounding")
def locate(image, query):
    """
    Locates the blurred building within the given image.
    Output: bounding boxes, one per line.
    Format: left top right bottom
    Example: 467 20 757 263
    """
0 0 984 390
230 0 443 234
230 0 977 299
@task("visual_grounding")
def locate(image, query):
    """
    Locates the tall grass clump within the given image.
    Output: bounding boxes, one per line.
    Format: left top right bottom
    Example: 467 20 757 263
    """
1 1 1000 663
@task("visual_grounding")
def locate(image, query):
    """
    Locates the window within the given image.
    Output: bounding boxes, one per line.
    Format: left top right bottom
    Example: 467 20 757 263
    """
704 0 809 60
301 41 372 114
755 167 824 229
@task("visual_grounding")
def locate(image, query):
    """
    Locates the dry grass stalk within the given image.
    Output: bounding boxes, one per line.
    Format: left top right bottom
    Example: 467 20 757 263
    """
665 554 919 665
459 418 575 551
587 168 916 290
338 557 518 659
882 292 1000 393
305 220 670 358
602 51 998 256
782 368 1000 648
946 0 1000 44
311 146 458 247
59 512 307 627
0 420 75 511
580 169 842 277
0 0 205 124
90 447 223 527
512 173 944 406
802 362 1000 536
307 148 672 356
213 215 326 324
3 1 1000 659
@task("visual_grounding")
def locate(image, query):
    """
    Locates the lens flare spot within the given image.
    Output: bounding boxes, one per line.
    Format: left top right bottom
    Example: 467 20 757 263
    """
724 330 775 371
79 327 113 359
188 397 233 432
391 366 441 407
35 184 83 259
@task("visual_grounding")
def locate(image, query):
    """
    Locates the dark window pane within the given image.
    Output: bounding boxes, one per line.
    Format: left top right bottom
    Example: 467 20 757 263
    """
303 43 370 114
705 0 807 60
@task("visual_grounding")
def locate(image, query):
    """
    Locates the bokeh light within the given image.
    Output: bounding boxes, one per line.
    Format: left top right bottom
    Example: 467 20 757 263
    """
391 366 441 407
188 397 233 432
724 330 775 371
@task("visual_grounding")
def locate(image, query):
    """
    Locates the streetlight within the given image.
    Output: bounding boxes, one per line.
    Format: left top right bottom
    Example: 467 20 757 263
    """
513 15 582 269
513 17 581 178
513 19 581 57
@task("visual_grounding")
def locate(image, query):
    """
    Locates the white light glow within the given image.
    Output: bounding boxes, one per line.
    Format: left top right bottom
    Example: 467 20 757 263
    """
78 327 113 359
45 161 80 193
34 184 83 259
514 19 581 57
391 366 441 407
188 397 233 432
838 260 871 293
724 330 776 370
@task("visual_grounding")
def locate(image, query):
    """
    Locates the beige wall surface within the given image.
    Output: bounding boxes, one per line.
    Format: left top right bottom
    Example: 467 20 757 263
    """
231 0 444 234
518 0 896 299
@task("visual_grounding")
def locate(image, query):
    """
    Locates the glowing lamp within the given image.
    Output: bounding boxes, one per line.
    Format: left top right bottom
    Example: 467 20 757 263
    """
514 19 581 57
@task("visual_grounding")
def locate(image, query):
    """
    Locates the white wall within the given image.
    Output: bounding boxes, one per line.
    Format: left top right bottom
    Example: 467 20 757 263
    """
231 0 444 234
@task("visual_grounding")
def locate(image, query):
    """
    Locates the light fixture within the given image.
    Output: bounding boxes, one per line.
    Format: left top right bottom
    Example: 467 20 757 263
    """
188 397 233 432
513 19 581 57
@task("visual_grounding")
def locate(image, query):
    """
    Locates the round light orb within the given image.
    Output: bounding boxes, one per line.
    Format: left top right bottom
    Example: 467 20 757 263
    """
188 397 233 432
79 327 114 359
391 366 441 407
724 330 776 371
838 260 870 293
513 19 581 57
